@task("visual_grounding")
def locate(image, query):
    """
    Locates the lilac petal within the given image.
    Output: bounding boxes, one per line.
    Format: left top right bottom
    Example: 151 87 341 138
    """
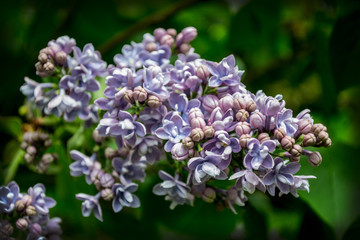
261 140 276 152
93 204 103 222
44 197 56 208
115 136 124 149
125 183 138 193
229 170 246 180
130 195 140 208
278 173 294 185
158 170 174 181
267 184 276 196
48 95 62 109
70 150 85 162
164 141 174 152
153 184 167 196
262 155 274 169
134 121 146 137
263 171 275 185
243 154 253 170
245 172 259 185
215 170 228 180
112 199 123 213
75 193 90 201
95 98 112 110
155 127 169 140
204 61 219 76
282 162 301 174
230 138 241 153
276 180 290 194
172 114 184 130
251 156 263 170
181 126 192 137
188 157 203 170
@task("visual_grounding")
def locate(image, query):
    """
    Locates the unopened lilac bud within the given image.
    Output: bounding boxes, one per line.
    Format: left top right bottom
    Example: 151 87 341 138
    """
302 133 316 147
182 137 194 149
154 28 167 41
246 100 257 112
40 47 50 55
55 51 67 65
188 149 195 157
190 117 206 129
44 139 52 147
35 61 44 72
202 95 219 112
196 65 209 80
100 173 114 188
27 146 37 156
92 129 106 144
233 97 246 110
258 133 270 143
219 95 234 112
281 136 295 150
274 128 286 140
147 95 162 108
203 125 215 138
90 168 104 182
290 144 302 157
36 161 49 173
317 131 329 142
167 28 177 36
179 43 191 53
308 151 322 166
190 128 204 142
249 111 265 129
101 188 114 201
38 52 48 63
16 218 28 231
236 109 249 122
235 122 251 136
26 205 37 216
43 61 54 72
117 147 130 158
188 108 204 122
0 222 13 236
323 138 332 147
22 195 32 206
20 142 28 150
290 155 300 163
171 143 189 161
133 86 147 102
202 188 216 203
124 90 134 104
298 119 312 134
160 34 174 47
30 223 42 236
24 153 34 164
41 153 54 164
239 134 252 148
15 200 25 212
311 123 327 136
105 147 117 160
145 42 157 52
179 26 197 43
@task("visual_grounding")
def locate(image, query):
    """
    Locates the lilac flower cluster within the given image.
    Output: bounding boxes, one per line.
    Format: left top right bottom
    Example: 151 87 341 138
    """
0 181 61 239
20 36 106 123
67 26 331 219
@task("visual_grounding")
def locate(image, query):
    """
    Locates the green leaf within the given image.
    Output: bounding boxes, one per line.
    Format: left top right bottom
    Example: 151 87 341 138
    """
4 148 25 184
0 116 22 138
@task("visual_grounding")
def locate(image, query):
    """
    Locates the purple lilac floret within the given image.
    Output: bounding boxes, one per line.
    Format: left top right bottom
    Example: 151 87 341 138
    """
112 183 140 212
76 193 103 221
188 154 227 184
27 184 56 215
244 139 276 170
0 181 20 213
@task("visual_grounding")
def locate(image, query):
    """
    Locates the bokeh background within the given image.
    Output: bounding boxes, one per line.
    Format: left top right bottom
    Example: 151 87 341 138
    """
1 0 360 239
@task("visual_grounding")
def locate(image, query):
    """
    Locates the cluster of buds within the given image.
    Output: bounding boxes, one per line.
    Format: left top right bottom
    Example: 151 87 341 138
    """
154 27 197 54
0 182 61 239
20 131 58 173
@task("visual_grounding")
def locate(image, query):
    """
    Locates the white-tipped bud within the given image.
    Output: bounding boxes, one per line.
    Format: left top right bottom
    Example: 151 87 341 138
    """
235 122 251 136
133 86 147 102
219 95 234 112
182 137 194 149
203 125 215 138
258 133 270 143
147 95 162 108
190 117 206 129
236 109 249 122
188 108 204 122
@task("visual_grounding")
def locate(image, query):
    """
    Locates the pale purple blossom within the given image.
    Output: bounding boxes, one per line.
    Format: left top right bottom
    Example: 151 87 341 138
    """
112 183 140 212
153 171 194 209
168 92 201 123
28 184 56 215
263 158 301 196
69 150 96 184
112 157 147 184
0 181 20 213
204 55 244 87
155 114 191 152
188 154 227 184
143 66 170 100
276 109 299 136
244 139 276 170
76 193 103 221
229 169 266 194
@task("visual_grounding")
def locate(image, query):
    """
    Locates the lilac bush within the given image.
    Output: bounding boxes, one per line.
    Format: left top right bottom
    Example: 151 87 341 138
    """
17 26 332 222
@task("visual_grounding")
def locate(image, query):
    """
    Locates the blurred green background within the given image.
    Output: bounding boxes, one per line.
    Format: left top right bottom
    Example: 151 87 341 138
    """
1 0 360 239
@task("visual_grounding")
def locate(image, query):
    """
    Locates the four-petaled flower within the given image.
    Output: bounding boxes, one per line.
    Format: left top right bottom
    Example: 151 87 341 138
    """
76 193 103 221
112 183 140 213
188 154 227 184
244 139 276 170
